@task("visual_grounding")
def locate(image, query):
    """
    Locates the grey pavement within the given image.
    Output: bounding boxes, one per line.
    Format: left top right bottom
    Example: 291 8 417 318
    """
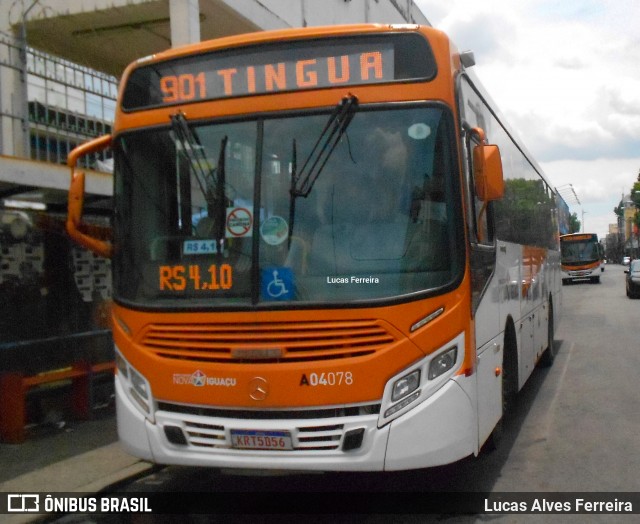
0 408 153 523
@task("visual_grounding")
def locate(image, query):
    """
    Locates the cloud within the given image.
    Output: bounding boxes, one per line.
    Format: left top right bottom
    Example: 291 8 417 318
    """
543 158 636 203
594 85 640 141
414 0 640 237
418 0 640 160
542 158 637 237
437 10 518 64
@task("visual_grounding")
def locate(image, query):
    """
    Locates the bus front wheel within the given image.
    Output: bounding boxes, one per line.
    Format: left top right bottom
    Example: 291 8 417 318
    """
539 300 556 367
484 322 518 452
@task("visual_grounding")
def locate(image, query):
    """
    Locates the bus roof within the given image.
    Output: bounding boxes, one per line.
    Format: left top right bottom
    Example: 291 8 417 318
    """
125 24 439 72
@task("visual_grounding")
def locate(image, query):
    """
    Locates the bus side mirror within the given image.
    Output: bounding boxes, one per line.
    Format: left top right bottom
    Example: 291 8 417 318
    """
66 134 113 258
473 143 504 202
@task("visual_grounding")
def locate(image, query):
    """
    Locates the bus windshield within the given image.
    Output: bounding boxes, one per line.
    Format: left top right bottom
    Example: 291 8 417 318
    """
561 238 600 264
113 105 462 307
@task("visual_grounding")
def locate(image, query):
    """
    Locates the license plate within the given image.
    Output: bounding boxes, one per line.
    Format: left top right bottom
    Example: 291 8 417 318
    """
230 429 293 450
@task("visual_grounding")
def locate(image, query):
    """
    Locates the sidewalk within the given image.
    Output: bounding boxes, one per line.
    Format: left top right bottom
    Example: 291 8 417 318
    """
0 410 150 492
1 410 116 483
0 409 153 522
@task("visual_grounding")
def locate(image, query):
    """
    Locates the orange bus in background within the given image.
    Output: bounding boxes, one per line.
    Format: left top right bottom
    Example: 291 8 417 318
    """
67 24 562 472
560 233 603 284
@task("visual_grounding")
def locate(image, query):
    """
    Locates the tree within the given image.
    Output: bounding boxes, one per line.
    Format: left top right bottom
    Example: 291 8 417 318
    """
569 212 581 233
631 170 640 205
614 200 624 219
631 171 640 230
626 170 640 257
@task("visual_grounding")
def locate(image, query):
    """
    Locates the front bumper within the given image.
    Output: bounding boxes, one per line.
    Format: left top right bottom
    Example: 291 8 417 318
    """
115 373 476 472
562 268 596 280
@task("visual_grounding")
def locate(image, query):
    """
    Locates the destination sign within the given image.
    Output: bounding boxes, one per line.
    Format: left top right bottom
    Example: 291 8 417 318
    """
122 33 436 110
563 234 597 242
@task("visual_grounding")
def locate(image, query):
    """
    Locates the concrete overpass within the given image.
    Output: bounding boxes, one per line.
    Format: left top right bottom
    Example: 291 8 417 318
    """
14 0 428 77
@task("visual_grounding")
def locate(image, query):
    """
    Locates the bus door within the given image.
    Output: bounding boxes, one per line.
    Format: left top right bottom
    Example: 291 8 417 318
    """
459 75 505 445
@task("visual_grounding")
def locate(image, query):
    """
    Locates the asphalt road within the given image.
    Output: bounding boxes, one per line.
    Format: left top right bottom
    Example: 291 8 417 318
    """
115 263 639 520
490 263 640 493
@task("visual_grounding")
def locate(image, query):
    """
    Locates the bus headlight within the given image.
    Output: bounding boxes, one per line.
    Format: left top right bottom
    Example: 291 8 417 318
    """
383 368 423 421
428 346 457 379
129 367 151 415
115 346 155 422
115 351 128 379
392 370 421 402
379 333 464 427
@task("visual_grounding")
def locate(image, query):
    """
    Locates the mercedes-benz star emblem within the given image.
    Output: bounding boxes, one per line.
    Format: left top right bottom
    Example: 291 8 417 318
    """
248 377 269 401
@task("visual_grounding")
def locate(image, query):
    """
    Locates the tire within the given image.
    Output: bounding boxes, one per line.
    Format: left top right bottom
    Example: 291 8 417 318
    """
484 323 517 452
539 300 556 367
484 417 503 452
502 323 518 416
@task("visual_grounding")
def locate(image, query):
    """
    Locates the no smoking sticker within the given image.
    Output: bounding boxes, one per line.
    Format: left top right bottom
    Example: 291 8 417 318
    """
226 207 253 238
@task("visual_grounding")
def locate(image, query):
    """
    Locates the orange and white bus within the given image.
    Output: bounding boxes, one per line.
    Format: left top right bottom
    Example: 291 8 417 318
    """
560 233 603 284
67 24 562 472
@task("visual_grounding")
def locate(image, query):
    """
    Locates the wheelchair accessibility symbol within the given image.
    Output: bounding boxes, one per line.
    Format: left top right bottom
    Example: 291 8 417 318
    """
261 267 293 300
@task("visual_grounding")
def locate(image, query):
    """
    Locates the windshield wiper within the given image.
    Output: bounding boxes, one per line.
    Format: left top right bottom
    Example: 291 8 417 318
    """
170 112 213 198
288 95 357 246
170 112 229 247
291 94 358 198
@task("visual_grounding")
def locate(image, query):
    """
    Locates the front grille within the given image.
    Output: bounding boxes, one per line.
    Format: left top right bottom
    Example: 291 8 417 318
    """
569 271 591 277
183 420 226 448
185 421 343 450
157 402 379 451
140 319 396 363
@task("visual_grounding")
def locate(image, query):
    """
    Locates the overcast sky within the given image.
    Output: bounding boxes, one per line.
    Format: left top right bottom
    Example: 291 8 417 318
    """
414 0 640 239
